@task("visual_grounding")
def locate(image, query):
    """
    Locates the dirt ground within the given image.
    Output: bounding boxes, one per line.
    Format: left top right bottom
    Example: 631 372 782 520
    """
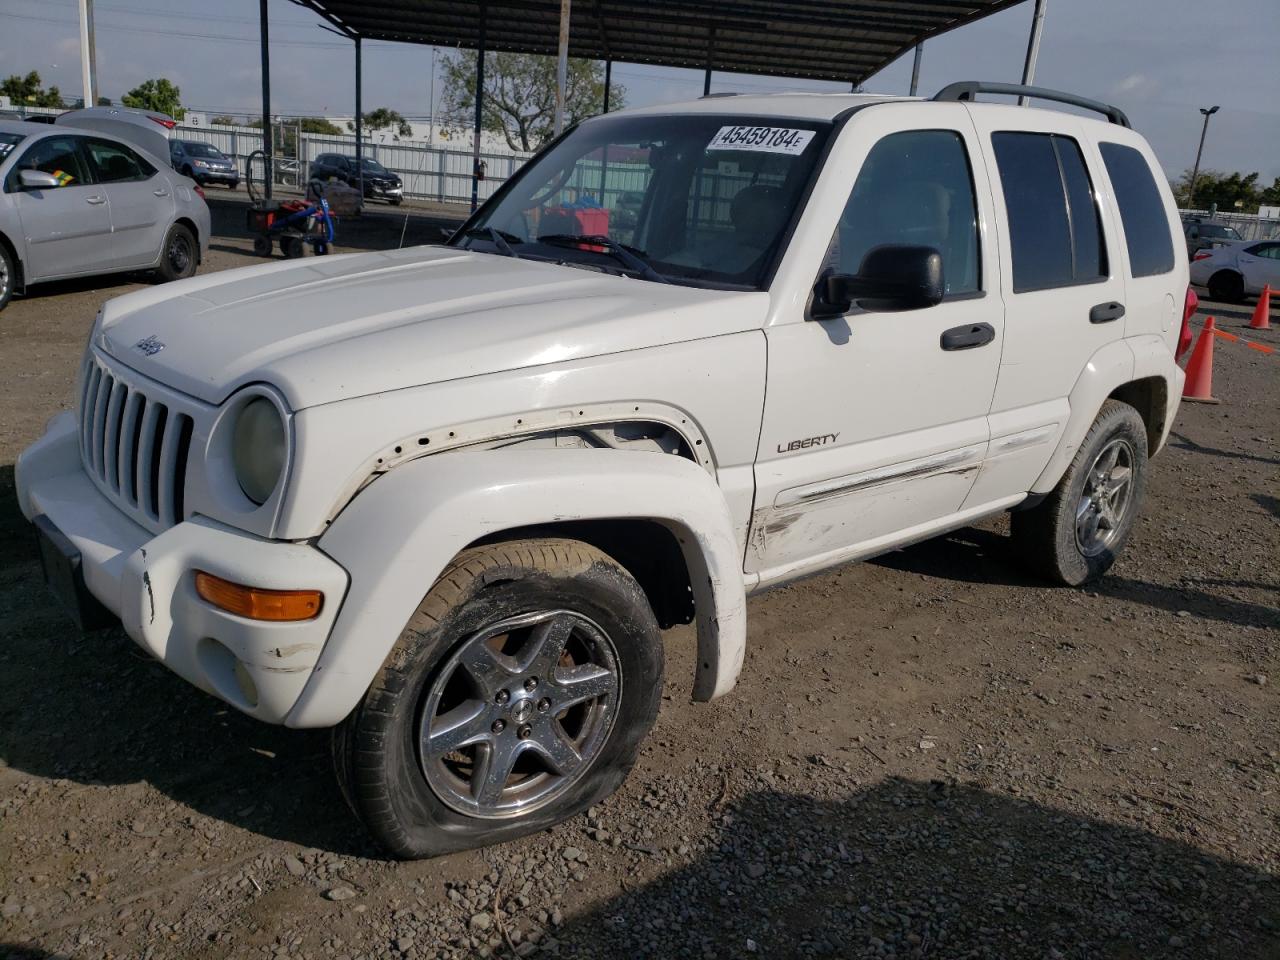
0 200 1277 960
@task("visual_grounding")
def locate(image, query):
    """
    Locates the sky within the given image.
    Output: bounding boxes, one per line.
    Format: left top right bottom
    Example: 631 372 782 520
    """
2 0 1277 182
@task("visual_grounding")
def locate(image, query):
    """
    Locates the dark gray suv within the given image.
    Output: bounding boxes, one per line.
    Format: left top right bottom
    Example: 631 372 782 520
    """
311 153 403 204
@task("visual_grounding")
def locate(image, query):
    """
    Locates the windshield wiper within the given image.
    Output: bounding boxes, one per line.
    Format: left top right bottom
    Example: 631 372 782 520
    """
462 226 523 258
537 234 669 284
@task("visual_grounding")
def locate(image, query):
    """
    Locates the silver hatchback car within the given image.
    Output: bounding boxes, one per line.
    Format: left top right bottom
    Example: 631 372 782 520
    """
0 119 211 311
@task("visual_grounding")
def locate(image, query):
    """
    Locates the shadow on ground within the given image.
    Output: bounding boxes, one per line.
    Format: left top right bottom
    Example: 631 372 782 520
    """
872 521 1280 631
549 780 1280 959
0 463 376 857
1170 431 1280 467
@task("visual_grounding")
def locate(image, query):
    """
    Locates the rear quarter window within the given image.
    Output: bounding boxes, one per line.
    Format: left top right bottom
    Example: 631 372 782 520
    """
1099 142 1175 277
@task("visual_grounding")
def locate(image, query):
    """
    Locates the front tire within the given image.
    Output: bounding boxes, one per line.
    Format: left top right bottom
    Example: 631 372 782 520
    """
1011 400 1148 586
333 538 663 859
155 223 197 282
0 243 14 312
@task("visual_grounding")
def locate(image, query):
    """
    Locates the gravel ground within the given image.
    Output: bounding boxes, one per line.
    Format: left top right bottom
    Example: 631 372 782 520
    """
0 207 1276 960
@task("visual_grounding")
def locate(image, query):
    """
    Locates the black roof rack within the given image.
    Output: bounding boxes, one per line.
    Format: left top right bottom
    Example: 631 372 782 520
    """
933 81 1131 128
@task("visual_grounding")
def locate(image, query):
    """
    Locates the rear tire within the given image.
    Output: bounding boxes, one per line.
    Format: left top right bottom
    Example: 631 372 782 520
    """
1208 270 1245 304
280 235 306 259
0 243 14 312
155 223 197 282
1011 400 1148 586
252 235 272 257
333 538 663 859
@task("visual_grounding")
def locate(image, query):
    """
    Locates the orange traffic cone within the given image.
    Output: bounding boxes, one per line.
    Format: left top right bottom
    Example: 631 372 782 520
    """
1248 284 1272 330
1182 316 1219 404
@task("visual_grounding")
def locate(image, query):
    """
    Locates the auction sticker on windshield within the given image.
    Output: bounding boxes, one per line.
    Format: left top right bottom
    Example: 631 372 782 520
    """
707 126 816 155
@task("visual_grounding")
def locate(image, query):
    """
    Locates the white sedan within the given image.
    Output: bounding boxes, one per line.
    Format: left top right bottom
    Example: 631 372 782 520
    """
1190 238 1280 302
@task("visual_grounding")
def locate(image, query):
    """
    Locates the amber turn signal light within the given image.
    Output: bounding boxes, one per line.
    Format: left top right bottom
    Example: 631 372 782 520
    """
194 571 323 622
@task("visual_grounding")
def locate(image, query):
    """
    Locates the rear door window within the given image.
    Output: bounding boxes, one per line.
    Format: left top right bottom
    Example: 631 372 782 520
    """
1099 142 1175 277
992 132 1107 292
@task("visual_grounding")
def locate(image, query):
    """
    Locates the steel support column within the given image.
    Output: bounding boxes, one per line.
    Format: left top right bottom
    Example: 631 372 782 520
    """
355 36 364 198
703 27 714 95
554 0 571 135
78 0 97 107
471 4 488 211
259 0 272 199
1018 0 1048 105
909 41 923 96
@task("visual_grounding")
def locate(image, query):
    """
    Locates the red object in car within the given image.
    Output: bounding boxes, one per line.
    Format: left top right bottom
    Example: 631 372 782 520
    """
1192 251 1213 261
193 185 206 201
1178 286 1198 359
543 206 610 237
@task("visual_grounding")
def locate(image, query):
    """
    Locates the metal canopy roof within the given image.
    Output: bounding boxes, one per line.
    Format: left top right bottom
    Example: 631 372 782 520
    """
294 0 1028 85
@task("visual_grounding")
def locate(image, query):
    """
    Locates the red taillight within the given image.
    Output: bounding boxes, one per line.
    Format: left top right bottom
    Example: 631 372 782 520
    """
1178 286 1198 359
193 185 206 200
1193 251 1213 261
148 115 177 129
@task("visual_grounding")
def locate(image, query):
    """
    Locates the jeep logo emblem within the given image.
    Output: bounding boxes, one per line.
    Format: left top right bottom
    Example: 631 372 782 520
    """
133 335 165 356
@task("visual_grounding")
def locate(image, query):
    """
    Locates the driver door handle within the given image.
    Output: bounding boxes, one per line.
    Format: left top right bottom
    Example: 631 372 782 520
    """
940 322 996 351
85 195 106 205
1089 301 1126 324
153 189 169 197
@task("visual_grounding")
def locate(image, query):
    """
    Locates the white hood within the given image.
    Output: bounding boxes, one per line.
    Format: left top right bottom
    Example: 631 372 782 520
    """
96 245 767 409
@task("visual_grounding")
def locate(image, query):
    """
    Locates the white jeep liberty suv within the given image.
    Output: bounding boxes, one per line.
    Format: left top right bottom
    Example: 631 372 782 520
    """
17 82 1193 858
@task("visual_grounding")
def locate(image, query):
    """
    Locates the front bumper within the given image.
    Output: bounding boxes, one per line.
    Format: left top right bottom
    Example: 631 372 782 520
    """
16 412 349 724
196 169 239 186
366 181 403 199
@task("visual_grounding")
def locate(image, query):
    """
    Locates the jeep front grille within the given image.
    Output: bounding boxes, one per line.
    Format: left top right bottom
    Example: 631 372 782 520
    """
79 357 193 528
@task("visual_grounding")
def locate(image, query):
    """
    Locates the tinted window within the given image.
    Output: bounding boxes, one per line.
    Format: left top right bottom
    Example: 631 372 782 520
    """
992 132 1107 292
1200 223 1240 240
830 129 980 295
6 135 90 191
468 113 830 289
1099 142 1175 277
1247 243 1280 260
85 138 155 183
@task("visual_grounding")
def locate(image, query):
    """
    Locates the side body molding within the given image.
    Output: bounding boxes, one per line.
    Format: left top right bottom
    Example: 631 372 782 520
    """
286 449 748 728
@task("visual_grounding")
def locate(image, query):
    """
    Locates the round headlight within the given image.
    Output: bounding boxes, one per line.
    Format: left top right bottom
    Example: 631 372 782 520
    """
233 397 286 505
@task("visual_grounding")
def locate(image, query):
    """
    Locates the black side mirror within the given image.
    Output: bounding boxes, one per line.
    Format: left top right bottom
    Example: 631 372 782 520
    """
816 244 945 315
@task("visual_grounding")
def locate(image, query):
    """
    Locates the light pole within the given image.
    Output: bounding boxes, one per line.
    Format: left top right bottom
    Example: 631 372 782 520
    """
1188 105 1219 208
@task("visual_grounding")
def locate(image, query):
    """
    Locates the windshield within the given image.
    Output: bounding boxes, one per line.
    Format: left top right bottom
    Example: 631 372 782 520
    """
358 157 388 172
0 132 24 159
1200 223 1241 240
184 142 225 159
461 114 831 289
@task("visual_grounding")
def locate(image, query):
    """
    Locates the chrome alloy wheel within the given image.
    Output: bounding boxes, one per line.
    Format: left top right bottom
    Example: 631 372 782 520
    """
1075 437 1135 557
0 252 9 300
419 609 621 819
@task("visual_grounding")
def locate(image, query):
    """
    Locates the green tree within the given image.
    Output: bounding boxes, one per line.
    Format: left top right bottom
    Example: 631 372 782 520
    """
299 116 342 135
439 51 620 151
211 115 237 126
1174 168 1263 213
1259 177 1280 208
121 78 185 120
348 107 412 138
1 71 64 108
